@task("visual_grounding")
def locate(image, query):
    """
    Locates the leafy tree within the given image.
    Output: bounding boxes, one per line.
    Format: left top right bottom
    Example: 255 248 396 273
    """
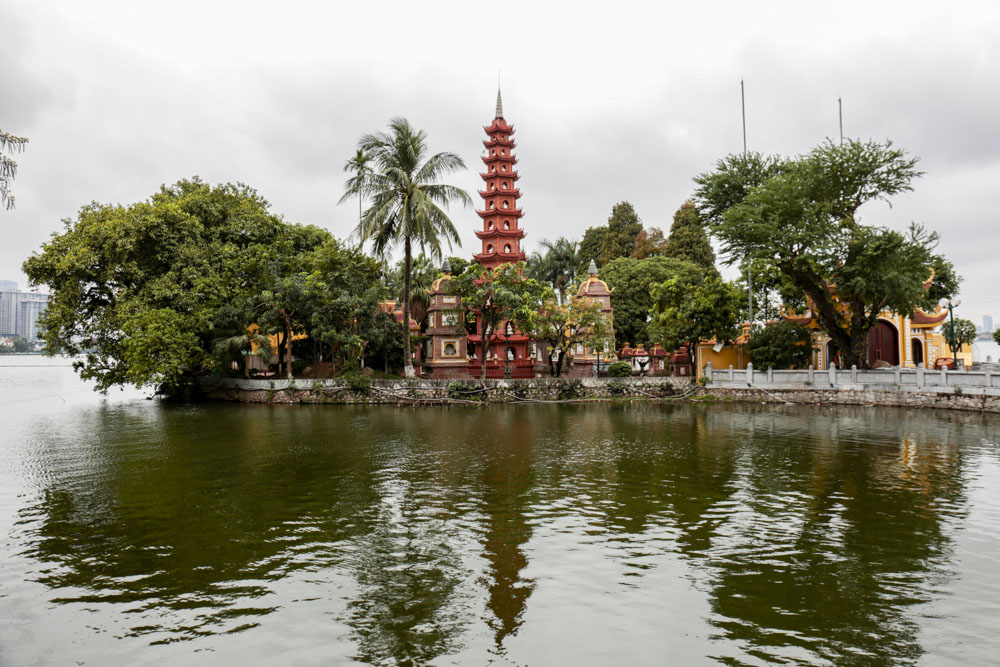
600 256 700 348
922 255 961 309
213 330 273 378
1 130 28 210
527 296 611 376
630 227 667 259
23 179 310 391
747 321 813 369
341 117 472 377
446 256 470 279
578 226 607 274
993 328 1000 346
695 138 944 368
599 201 643 265
663 201 715 269
527 237 578 304
942 317 976 354
448 262 546 379
13 336 29 353
652 269 742 365
387 254 437 327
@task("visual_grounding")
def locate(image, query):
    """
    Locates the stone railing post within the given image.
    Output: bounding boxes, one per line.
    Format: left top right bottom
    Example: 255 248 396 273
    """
808 364 815 384
829 362 837 386
705 362 713 382
986 369 993 389
767 367 774 384
893 368 901 385
850 364 857 384
917 363 924 388
941 368 947 385
728 364 734 381
746 362 754 386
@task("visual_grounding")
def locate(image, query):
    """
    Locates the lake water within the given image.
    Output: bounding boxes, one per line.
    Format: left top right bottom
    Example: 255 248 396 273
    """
2 357 1000 666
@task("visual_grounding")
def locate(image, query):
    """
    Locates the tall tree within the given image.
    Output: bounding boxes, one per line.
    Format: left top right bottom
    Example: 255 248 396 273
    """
1 130 29 210
663 201 715 269
601 256 701 348
695 139 944 368
340 118 471 376
528 237 579 304
599 201 643 265
653 269 742 367
630 227 667 259
343 148 372 226
577 226 607 274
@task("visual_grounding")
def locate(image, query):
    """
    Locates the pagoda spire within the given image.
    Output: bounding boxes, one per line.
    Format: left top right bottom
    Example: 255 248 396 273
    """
474 91 525 270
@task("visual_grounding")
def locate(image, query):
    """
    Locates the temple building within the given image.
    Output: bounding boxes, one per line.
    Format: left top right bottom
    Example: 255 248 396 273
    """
694 272 970 375
423 91 615 379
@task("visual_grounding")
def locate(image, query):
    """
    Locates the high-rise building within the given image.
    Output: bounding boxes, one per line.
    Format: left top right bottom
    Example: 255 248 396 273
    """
985 315 994 334
0 280 18 291
0 286 49 340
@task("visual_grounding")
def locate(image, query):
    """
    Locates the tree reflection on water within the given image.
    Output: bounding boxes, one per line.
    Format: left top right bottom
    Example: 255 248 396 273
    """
12 401 997 665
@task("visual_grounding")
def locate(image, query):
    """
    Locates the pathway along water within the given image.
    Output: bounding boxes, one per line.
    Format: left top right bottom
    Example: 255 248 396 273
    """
2 357 1000 665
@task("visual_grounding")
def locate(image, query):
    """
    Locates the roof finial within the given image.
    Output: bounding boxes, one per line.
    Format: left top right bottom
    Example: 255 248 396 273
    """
442 257 452 274
495 88 504 119
588 259 598 276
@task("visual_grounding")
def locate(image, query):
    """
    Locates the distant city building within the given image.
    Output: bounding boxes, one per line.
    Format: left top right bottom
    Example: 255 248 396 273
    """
986 315 994 333
0 284 49 340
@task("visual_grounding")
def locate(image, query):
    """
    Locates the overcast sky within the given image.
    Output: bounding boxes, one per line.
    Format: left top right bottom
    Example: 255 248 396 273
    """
3 1 999 325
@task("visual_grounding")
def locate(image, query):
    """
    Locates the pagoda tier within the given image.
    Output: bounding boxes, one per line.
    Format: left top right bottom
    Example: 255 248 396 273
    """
480 172 520 182
475 228 526 239
478 188 521 198
477 208 524 219
483 138 516 148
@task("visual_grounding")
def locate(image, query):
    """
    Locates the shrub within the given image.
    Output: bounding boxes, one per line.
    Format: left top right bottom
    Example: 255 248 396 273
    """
340 371 371 395
607 380 627 395
607 361 632 377
748 321 813 369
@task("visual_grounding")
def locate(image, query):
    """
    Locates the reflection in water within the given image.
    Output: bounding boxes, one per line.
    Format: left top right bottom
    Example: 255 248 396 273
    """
4 394 1000 666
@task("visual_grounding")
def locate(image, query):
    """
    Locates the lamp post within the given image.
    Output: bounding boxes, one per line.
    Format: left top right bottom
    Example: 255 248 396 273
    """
939 297 962 362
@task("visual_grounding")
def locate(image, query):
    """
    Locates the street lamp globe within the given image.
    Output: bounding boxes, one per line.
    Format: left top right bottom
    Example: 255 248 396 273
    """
939 297 949 308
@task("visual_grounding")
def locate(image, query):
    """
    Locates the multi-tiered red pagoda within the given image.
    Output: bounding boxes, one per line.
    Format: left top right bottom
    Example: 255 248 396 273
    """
474 90 526 269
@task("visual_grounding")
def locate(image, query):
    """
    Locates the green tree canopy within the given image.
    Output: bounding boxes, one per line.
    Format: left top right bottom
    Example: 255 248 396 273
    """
578 226 607 274
942 317 976 353
23 179 324 390
341 117 471 377
630 227 667 259
527 237 579 304
526 295 611 376
652 268 742 363
599 201 643 265
747 320 813 369
694 138 950 368
663 201 715 269
601 256 702 348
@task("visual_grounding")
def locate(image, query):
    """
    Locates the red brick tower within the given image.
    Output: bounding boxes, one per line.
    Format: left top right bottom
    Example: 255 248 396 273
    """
466 90 534 377
474 90 526 269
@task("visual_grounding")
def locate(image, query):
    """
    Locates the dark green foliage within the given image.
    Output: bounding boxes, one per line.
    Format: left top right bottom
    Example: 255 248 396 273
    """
340 371 371 395
599 201 643 265
663 202 715 269
527 237 579 304
553 378 584 400
993 329 1000 346
578 226 607 273
653 269 742 359
606 380 627 395
922 255 961 309
606 361 632 377
601 256 699 347
748 321 814 369
695 139 948 368
942 317 976 352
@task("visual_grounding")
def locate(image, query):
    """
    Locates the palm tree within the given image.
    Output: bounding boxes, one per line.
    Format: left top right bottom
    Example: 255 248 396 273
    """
340 118 471 376
213 330 274 378
342 148 371 226
535 237 579 304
